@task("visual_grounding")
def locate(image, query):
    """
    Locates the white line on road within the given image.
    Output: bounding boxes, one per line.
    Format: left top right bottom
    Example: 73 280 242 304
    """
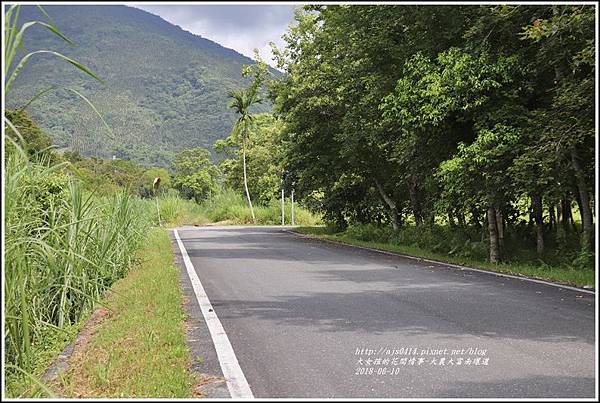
285 229 595 295
173 229 254 399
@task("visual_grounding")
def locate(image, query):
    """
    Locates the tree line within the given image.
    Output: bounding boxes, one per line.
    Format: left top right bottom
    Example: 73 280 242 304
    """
263 5 594 263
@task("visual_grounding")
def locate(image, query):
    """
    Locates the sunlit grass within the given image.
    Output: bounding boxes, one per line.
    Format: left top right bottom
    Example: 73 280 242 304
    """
55 228 193 397
141 188 322 227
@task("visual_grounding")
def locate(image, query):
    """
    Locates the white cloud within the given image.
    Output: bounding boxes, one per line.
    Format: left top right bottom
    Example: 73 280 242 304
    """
130 4 297 67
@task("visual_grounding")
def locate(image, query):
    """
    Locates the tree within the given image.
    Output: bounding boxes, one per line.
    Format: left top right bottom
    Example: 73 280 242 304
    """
271 5 594 266
215 113 286 204
227 55 268 223
4 109 53 161
520 5 595 250
172 148 219 203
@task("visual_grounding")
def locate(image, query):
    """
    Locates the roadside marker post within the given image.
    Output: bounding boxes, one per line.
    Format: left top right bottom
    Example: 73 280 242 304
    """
291 181 295 226
281 178 285 226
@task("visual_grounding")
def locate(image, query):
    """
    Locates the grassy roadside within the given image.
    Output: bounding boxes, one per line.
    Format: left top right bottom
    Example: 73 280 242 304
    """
149 189 321 228
52 227 194 397
293 227 595 289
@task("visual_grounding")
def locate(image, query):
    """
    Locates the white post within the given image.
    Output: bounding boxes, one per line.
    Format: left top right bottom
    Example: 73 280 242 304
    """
291 183 295 226
281 179 285 225
155 195 162 227
281 187 285 226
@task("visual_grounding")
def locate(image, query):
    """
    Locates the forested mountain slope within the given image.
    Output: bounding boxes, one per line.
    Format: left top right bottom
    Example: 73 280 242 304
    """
9 5 272 167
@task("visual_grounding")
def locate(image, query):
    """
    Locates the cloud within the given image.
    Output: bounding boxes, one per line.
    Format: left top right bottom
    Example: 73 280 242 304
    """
131 4 297 67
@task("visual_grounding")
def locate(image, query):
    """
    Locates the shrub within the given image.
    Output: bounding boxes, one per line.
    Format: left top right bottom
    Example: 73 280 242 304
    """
4 150 150 383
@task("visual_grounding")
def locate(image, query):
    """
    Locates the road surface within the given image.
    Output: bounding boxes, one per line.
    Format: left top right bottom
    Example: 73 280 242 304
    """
173 226 596 398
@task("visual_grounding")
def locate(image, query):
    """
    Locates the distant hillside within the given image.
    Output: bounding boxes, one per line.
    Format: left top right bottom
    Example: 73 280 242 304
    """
8 5 274 167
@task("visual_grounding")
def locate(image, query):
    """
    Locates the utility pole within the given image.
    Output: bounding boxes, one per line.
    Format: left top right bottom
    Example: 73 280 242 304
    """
281 177 285 226
291 181 295 226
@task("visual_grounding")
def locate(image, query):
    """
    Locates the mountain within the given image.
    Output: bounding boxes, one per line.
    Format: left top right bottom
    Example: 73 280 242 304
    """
8 5 274 167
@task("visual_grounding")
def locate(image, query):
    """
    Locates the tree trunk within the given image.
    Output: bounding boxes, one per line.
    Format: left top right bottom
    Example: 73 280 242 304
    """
549 204 556 232
447 210 456 227
374 178 399 230
560 195 571 233
457 211 466 227
242 138 256 224
574 186 584 230
408 175 423 226
487 206 500 263
470 207 481 228
531 193 544 255
496 210 504 251
397 207 404 227
569 201 578 233
570 148 593 249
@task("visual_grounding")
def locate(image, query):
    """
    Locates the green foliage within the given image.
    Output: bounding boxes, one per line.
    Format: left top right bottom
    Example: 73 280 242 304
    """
152 190 209 227
4 109 53 159
217 113 286 204
67 156 171 198
4 150 150 392
199 188 320 226
272 4 595 265
438 124 521 207
56 228 194 398
172 147 219 203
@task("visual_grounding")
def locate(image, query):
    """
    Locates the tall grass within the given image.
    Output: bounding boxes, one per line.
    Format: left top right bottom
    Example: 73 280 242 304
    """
4 149 150 391
139 188 321 227
199 188 321 226
150 189 209 227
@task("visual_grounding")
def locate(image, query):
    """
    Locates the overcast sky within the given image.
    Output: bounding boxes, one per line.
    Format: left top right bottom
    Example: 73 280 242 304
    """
131 4 298 67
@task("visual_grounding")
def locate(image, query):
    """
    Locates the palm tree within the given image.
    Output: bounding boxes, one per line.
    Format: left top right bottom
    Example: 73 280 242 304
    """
228 85 262 224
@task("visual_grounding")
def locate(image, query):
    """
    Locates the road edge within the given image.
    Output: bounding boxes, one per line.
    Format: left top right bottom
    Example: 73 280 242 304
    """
284 229 595 295
173 229 254 399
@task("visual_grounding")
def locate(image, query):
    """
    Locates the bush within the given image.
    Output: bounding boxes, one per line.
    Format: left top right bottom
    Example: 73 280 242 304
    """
344 223 393 243
197 189 321 226
4 150 150 384
337 223 490 260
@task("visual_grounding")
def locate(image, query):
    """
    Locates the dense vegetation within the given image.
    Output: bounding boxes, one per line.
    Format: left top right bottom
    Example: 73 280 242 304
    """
3 3 595 397
4 112 318 397
55 229 195 398
8 5 274 167
4 147 150 394
268 5 595 270
3 6 315 396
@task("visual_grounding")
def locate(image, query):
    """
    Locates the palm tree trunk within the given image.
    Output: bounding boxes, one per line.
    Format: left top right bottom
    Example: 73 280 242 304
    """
242 138 256 224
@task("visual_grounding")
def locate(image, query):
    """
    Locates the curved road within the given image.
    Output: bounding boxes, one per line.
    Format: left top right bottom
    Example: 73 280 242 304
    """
173 226 596 398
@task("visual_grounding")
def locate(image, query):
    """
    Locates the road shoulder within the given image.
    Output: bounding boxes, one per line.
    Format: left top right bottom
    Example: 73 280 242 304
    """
170 230 230 398
286 228 596 294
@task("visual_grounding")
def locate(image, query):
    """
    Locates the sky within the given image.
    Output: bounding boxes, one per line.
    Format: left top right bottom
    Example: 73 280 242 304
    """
131 4 298 67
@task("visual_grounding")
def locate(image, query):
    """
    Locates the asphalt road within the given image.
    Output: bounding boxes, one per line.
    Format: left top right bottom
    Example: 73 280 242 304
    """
174 226 596 398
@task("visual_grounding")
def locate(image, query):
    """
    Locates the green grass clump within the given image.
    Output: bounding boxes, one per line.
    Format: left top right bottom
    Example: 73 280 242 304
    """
149 189 210 227
4 149 150 397
197 188 321 226
56 228 194 397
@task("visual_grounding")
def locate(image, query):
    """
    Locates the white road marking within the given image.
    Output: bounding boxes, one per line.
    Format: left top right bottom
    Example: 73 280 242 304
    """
173 229 254 399
285 230 595 295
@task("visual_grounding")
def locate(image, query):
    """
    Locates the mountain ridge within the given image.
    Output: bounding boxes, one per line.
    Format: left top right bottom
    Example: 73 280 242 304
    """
9 5 274 167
